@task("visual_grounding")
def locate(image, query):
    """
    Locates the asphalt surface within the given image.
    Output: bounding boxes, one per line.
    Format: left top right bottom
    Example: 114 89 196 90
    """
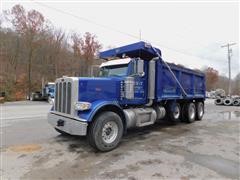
1 99 240 179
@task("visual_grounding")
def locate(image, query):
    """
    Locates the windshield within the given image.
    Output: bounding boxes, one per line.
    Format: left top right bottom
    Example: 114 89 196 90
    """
99 65 128 77
48 85 55 92
49 88 54 93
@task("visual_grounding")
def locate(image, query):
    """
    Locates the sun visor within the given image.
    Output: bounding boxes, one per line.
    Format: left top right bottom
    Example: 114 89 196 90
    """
99 41 162 60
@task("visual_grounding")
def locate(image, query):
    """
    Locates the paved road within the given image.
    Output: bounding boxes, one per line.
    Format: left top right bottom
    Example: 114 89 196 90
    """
1 100 240 179
1 101 55 147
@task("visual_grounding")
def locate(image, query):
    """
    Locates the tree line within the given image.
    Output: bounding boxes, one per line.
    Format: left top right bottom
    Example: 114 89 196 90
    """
0 5 102 100
202 67 239 95
0 4 239 101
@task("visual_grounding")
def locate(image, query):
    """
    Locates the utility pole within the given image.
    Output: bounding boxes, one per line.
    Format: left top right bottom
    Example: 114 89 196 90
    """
221 42 236 96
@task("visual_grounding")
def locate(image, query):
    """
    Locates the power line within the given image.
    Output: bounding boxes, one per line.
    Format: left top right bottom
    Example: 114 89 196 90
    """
32 0 232 64
33 1 140 40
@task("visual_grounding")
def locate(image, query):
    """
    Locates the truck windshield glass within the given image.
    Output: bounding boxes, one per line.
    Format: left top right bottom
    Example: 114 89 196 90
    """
48 85 55 92
99 65 128 77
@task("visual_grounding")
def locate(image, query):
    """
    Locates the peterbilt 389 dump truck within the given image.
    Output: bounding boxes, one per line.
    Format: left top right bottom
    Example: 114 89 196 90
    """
48 41 205 151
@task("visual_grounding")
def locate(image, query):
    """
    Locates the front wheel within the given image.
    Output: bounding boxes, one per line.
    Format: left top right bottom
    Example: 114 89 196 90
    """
88 111 123 152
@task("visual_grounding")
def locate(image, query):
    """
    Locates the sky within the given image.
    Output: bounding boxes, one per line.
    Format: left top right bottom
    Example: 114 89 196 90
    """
1 0 239 77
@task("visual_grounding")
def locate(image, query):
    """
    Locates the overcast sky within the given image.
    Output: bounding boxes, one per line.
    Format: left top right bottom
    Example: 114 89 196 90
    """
1 1 239 77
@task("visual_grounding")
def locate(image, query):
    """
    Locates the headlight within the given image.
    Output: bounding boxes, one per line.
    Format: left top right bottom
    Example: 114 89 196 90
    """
74 102 91 111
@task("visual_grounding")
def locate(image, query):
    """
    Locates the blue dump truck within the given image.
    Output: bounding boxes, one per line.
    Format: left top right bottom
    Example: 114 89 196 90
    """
48 41 205 151
30 82 55 103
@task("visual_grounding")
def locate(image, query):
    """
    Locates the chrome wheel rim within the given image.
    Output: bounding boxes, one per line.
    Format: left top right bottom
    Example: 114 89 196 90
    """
173 105 180 119
198 104 204 117
189 104 195 119
102 121 118 144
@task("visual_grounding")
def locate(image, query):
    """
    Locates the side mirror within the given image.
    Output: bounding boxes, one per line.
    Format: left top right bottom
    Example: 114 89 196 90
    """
133 59 145 77
137 59 145 77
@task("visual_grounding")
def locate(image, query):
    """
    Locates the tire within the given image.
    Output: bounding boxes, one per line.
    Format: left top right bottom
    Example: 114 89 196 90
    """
223 98 232 106
196 102 204 120
30 93 35 101
233 99 240 106
215 98 223 105
184 102 196 123
167 102 181 122
55 128 70 136
87 111 123 152
180 103 187 122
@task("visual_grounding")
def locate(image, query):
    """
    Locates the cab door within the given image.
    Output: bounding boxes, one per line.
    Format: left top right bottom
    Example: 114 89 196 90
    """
127 59 148 104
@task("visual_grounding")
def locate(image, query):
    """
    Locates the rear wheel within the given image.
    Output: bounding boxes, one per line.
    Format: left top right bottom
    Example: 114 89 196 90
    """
167 102 181 122
87 111 123 152
184 102 196 123
196 102 204 120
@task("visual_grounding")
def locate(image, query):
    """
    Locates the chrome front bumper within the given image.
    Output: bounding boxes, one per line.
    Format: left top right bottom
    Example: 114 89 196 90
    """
48 112 88 136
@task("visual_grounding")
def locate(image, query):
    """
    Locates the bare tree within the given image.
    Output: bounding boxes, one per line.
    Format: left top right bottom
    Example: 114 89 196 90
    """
5 4 48 99
80 32 102 75
1 5 102 101
232 73 240 95
71 32 83 76
46 29 65 78
202 67 219 91
71 32 101 76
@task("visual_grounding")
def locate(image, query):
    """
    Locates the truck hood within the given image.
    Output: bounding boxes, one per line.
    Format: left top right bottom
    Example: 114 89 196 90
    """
78 77 123 102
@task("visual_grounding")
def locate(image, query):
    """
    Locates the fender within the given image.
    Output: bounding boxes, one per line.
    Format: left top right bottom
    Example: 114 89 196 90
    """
78 100 123 122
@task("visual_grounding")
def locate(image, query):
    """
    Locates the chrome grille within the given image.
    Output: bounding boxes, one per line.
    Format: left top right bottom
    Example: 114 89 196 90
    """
67 82 71 114
55 80 72 114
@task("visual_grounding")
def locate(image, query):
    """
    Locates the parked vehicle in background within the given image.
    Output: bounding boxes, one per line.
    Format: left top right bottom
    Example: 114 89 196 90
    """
48 41 206 151
30 82 55 103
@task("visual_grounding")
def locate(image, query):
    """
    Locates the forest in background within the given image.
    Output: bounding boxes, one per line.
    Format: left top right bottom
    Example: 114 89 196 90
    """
0 5 102 100
0 5 239 101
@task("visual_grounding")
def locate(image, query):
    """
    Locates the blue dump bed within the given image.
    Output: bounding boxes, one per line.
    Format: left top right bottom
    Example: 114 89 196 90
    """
156 61 205 100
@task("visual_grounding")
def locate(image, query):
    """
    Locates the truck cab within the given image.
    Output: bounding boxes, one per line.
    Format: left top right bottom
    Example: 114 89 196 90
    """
30 82 55 102
48 41 205 151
